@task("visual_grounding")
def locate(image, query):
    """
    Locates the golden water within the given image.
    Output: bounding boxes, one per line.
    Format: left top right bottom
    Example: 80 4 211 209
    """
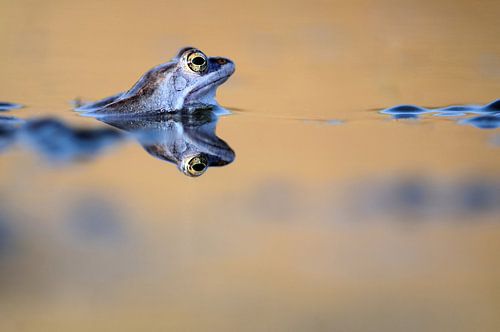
1 0 500 331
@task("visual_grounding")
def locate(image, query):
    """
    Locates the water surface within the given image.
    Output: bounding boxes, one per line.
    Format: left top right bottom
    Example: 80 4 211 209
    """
1 1 500 331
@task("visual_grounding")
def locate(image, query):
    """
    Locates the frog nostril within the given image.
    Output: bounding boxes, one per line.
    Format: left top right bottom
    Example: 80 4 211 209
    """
216 58 228 65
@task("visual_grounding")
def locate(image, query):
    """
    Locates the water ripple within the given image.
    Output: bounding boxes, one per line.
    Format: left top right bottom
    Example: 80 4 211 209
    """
0 102 23 112
379 99 500 129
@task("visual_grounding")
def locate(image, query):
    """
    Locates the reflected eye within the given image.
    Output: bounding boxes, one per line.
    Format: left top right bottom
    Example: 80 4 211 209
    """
182 154 208 177
187 52 208 73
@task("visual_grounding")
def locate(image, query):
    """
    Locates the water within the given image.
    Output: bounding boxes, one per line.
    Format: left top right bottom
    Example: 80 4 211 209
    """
1 0 500 331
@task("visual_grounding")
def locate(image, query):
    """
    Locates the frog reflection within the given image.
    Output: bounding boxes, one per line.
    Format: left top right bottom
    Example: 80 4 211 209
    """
98 108 235 177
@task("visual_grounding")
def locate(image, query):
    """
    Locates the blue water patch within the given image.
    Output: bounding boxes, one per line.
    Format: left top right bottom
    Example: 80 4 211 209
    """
0 212 14 257
0 116 25 152
380 105 429 116
326 119 344 125
0 102 23 112
379 99 500 129
456 181 500 212
433 111 467 117
1 115 126 161
68 197 125 243
482 99 500 112
459 115 500 129
18 118 125 162
492 135 500 146
347 177 500 220
392 113 419 120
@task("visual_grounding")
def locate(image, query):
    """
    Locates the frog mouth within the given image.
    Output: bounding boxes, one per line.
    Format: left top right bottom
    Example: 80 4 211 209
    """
184 60 235 105
187 74 231 97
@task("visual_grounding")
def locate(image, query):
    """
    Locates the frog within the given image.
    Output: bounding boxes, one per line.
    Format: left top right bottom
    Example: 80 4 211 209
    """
75 47 235 116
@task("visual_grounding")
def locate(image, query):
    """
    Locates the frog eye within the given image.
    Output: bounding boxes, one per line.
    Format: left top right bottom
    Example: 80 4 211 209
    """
187 52 208 73
182 154 208 176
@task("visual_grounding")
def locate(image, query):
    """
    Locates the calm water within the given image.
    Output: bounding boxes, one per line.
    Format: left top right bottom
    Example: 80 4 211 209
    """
1 0 500 331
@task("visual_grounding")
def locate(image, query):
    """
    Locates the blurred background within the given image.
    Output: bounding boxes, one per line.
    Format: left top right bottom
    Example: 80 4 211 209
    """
0 0 500 331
